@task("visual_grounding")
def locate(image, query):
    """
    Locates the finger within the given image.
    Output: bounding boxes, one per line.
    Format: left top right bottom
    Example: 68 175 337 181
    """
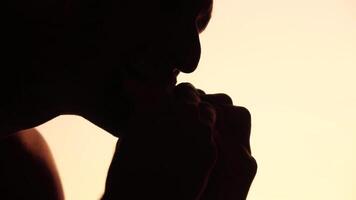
217 105 252 154
198 101 217 127
197 89 206 95
174 82 201 105
200 93 233 106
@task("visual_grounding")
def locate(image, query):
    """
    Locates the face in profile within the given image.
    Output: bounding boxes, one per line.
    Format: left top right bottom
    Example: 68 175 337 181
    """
4 0 212 92
100 0 213 83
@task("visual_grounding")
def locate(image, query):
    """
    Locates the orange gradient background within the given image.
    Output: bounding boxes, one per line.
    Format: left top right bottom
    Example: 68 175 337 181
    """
38 0 356 199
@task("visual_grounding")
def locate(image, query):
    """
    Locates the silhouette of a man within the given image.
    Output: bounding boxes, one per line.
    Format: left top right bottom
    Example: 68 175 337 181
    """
1 0 257 199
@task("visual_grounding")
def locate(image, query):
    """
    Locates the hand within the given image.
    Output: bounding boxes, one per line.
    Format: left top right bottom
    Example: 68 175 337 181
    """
103 83 218 200
199 92 257 200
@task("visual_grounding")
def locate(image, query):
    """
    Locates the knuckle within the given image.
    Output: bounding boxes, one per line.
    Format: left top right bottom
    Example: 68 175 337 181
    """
201 93 233 105
234 106 251 123
231 106 251 133
250 157 258 177
174 82 200 104
215 106 253 154
199 101 216 126
175 82 196 91
238 145 258 178
196 89 206 95
216 93 234 105
245 155 258 179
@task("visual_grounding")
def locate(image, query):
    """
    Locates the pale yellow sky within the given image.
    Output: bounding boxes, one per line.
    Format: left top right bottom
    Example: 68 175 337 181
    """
38 0 356 199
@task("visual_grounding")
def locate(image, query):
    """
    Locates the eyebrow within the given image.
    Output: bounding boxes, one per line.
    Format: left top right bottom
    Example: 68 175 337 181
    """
196 0 213 33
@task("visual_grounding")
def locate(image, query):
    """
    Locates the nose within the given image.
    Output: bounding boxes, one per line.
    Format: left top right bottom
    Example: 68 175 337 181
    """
173 24 201 74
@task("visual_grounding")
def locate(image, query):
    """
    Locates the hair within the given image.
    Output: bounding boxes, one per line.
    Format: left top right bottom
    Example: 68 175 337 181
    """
2 0 213 72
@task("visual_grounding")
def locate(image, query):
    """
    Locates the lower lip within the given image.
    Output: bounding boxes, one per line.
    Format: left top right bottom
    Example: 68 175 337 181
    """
167 74 177 86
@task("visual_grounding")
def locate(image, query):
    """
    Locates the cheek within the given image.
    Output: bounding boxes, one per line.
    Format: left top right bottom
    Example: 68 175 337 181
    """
146 21 201 73
113 13 201 73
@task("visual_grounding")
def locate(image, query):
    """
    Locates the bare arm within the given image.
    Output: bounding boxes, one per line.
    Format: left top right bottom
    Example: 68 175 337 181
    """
0 129 64 200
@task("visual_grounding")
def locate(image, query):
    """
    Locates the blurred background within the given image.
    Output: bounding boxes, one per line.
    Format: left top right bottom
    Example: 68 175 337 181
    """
38 0 356 199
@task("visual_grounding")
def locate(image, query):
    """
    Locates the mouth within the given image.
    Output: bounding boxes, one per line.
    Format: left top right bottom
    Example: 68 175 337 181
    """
136 66 180 95
162 67 179 89
171 68 180 85
173 68 180 77
125 57 181 92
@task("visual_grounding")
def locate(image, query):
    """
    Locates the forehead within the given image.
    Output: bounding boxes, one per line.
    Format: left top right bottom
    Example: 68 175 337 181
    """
158 0 213 31
158 0 212 14
122 0 213 31
133 0 211 15
196 0 213 32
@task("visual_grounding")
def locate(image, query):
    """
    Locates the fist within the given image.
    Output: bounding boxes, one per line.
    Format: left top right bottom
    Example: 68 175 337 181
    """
103 83 219 200
199 93 257 200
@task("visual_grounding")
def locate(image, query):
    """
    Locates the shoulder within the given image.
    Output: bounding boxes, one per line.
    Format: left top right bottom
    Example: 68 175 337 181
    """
0 129 64 200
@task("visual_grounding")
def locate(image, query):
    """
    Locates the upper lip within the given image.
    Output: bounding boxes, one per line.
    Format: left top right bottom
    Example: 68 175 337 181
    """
167 68 178 86
163 67 179 87
173 68 180 77
150 67 179 87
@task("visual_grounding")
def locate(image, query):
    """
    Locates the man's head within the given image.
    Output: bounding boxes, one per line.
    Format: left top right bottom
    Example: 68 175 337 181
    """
4 0 213 88
98 0 213 83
